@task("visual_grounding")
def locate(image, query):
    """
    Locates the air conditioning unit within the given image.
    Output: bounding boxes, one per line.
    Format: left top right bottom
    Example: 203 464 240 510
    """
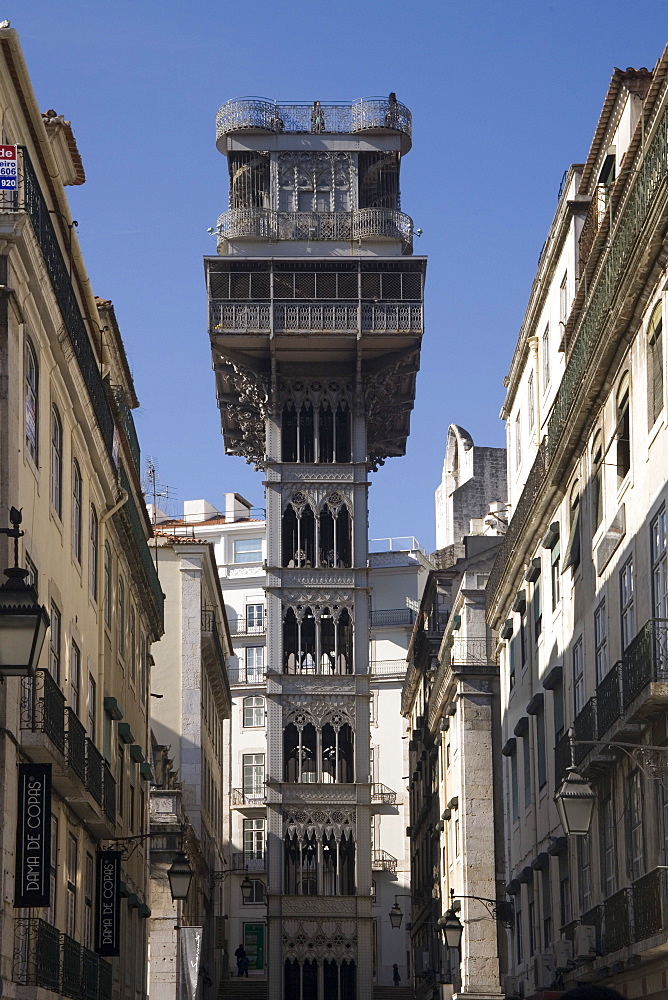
554 937 574 972
574 923 597 960
533 953 554 989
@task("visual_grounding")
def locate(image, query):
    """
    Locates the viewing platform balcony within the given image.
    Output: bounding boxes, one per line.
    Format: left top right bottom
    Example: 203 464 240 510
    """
216 96 412 152
211 297 423 336
214 207 414 253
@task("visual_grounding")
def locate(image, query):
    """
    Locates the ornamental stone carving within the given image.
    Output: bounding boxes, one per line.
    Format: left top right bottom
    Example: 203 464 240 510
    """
281 590 354 609
283 695 355 727
281 676 357 697
281 466 355 483
279 377 353 412
281 484 353 515
282 917 357 960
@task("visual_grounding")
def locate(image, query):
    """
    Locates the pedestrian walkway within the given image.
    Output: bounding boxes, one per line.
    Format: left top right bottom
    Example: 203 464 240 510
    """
217 975 267 1000
373 987 416 1000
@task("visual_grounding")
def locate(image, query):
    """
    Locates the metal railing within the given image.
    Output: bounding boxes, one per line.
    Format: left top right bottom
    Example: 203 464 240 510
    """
61 933 82 998
450 637 497 665
21 669 66 753
82 944 99 1000
370 609 416 627
232 788 266 806
604 888 633 952
372 849 398 872
370 659 407 678
597 661 622 738
632 867 668 941
201 609 228 675
210 299 423 336
580 904 605 955
14 917 60 992
66 708 87 783
573 698 597 767
216 97 411 142
231 852 266 872
228 666 266 685
99 958 113 1000
110 384 140 474
215 207 413 250
86 739 104 805
371 783 397 804
369 536 428 555
622 618 668 710
228 617 266 636
103 762 116 824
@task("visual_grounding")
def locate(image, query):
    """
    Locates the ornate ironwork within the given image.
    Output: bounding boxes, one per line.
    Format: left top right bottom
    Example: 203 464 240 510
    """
210 302 271 334
622 618 668 710
216 97 411 143
232 788 267 806
66 707 87 783
581 904 605 955
370 658 407 678
371 782 397 804
449 637 497 665
103 761 116 824
228 665 266 685
232 851 266 872
110 385 140 473
99 958 113 1000
573 697 597 766
372 849 398 872
548 109 668 461
604 888 633 952
597 661 622 738
20 669 66 752
210 300 423 335
632 867 668 941
361 303 423 333
369 608 415 627
215 207 413 250
14 917 60 991
61 933 82 998
82 945 99 1000
86 738 104 805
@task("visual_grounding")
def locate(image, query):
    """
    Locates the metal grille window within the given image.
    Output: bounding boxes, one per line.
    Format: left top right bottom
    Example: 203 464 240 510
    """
243 754 265 797
599 794 617 897
25 338 38 462
578 835 593 912
551 539 560 611
594 599 607 683
243 818 265 859
620 558 635 650
533 577 542 641
84 853 94 950
528 884 537 956
66 833 77 937
651 508 667 619
72 461 82 562
278 151 351 213
573 638 584 715
647 303 664 427
49 601 61 684
69 640 80 716
89 505 99 601
243 880 265 904
103 543 112 628
508 637 516 691
516 906 523 964
627 770 645 883
246 604 264 631
246 646 265 682
234 538 263 564
117 577 126 657
50 405 63 517
140 632 147 704
243 696 265 728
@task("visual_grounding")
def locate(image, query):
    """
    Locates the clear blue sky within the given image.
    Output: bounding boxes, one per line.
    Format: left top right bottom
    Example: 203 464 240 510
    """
4 1 666 549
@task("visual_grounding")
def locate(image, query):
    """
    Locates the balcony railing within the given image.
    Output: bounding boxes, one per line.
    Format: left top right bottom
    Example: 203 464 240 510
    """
216 97 411 143
66 708 87 783
229 666 266 685
21 668 66 753
573 697 597 767
372 850 398 872
232 788 266 806
210 299 423 336
632 867 668 941
82 945 100 1000
215 207 413 251
15 917 60 992
99 957 113 1000
597 661 622 738
450 637 496 665
371 783 397 804
370 659 407 678
61 934 82 999
228 616 266 636
622 618 668 710
201 609 228 677
232 852 266 872
580 904 605 955
370 608 416 627
86 739 104 805
103 762 116 824
604 888 633 952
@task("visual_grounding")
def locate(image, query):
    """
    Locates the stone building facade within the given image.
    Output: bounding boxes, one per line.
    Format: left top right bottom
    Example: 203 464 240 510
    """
0 25 163 1000
486 50 668 1000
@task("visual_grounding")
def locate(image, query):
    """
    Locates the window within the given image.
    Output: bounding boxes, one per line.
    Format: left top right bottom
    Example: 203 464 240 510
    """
129 606 137 683
50 405 63 517
651 508 667 619
542 324 550 388
66 833 78 937
117 576 126 656
49 601 62 684
515 410 521 470
243 696 265 728
87 674 96 740
592 433 603 530
542 867 552 948
600 794 617 897
516 907 524 964
48 814 58 928
246 603 264 631
278 151 351 213
594 600 607 683
573 638 584 715
620 558 635 650
522 733 532 809
234 538 262 564
536 704 547 789
25 339 38 462
559 272 568 326
70 640 81 716
551 538 560 611
553 679 564 744
104 543 112 628
528 884 537 957
616 378 630 483
140 633 147 704
242 753 265 800
563 483 581 572
26 552 38 592
84 853 94 949
647 303 663 427
72 461 82 562
558 852 571 926
628 770 644 882
243 818 265 860
508 637 516 691
246 646 265 682
533 576 542 641
578 835 592 912
243 879 265 904
89 506 99 600
510 747 519 823
528 371 535 431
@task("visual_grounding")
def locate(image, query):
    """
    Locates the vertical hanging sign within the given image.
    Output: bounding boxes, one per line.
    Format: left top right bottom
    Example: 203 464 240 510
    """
95 851 121 956
15 762 51 907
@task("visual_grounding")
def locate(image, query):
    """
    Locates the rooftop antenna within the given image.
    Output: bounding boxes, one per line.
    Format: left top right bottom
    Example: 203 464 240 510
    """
142 458 176 569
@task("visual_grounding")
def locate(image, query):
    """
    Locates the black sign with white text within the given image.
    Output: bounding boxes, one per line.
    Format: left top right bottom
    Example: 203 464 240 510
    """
95 851 121 956
15 762 51 907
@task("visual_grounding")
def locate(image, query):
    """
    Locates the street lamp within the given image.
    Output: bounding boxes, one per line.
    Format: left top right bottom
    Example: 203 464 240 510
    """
438 907 463 949
0 508 49 677
167 851 194 901
389 894 412 929
555 765 596 836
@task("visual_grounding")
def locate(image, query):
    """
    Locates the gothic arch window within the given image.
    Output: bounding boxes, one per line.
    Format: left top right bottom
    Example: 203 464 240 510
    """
282 495 316 567
283 716 354 782
278 152 352 214
283 823 355 897
283 606 353 675
319 496 351 567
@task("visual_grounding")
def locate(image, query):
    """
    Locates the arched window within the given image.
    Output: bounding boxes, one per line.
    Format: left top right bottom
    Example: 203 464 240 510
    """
616 375 630 483
592 433 603 530
89 506 99 600
104 543 112 628
243 696 265 728
50 405 63 516
648 303 664 427
25 339 38 462
72 461 82 562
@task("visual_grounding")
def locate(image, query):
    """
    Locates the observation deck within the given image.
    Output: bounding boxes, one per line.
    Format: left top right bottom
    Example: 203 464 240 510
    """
216 96 412 153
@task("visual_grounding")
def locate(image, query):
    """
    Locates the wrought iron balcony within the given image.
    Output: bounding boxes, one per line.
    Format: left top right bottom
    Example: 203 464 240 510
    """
210 299 423 336
597 661 622 738
14 917 60 992
370 658 407 678
450 636 497 665
580 904 605 956
622 618 668 711
86 739 104 805
201 609 228 677
20 668 66 753
61 933 82 999
632 867 668 941
231 851 266 872
99 957 113 1000
228 616 266 636
372 849 398 872
216 96 411 146
370 608 416 627
66 707 87 783
215 207 413 251
228 666 266 685
103 761 116 824
573 697 597 767
371 782 397 804
604 887 633 952
82 944 100 1000
232 788 266 806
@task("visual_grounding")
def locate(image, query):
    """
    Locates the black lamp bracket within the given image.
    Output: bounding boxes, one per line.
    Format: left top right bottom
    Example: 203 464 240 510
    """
210 866 249 885
449 889 514 927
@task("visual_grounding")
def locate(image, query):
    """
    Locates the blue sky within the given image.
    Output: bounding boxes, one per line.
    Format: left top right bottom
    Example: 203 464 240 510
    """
4 1 666 549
